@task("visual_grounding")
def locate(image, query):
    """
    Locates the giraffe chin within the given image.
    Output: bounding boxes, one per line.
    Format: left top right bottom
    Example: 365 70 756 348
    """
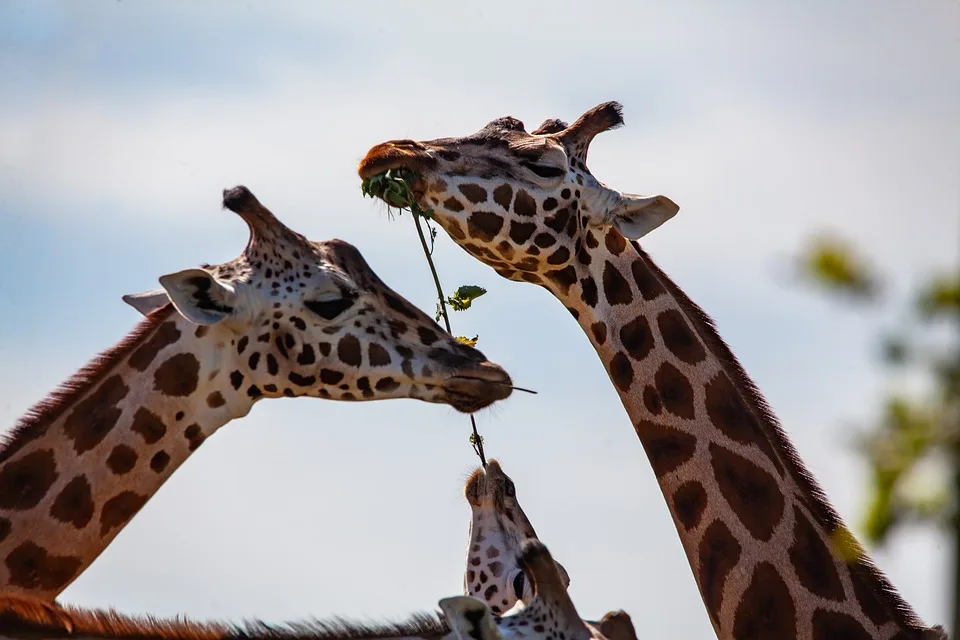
440 374 513 413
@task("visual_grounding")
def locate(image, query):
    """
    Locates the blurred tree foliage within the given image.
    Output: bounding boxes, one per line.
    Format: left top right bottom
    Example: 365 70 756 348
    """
796 234 959 629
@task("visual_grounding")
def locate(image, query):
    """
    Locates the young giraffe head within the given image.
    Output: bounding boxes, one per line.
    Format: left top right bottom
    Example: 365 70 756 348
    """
358 101 677 294
442 540 607 640
124 185 513 412
463 460 570 614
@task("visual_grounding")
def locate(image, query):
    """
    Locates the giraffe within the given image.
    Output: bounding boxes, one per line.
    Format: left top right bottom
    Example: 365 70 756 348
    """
358 103 948 640
462 459 633 637
0 184 514 602
462 460 571 615
0 541 636 640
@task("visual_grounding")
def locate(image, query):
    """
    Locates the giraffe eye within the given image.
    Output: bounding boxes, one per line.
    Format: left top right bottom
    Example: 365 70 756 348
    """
512 572 526 599
305 296 355 320
523 162 565 179
504 479 516 497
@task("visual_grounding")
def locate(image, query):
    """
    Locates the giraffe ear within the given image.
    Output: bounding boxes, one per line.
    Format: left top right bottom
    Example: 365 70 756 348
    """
438 596 503 640
608 193 680 240
158 269 239 326
121 289 170 317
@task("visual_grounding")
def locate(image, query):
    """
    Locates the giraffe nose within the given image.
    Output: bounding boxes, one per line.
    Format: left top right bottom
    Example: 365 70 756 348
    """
358 140 435 179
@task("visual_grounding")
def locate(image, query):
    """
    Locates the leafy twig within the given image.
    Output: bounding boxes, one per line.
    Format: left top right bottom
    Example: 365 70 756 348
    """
361 168 488 464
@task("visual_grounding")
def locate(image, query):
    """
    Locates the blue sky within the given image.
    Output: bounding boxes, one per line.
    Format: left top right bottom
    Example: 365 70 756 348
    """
0 0 958 636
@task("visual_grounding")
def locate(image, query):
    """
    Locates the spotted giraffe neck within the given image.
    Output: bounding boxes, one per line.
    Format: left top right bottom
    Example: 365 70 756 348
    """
0 306 255 600
550 234 931 640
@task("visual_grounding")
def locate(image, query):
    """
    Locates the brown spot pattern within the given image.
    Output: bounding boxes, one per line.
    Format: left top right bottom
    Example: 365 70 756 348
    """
106 445 138 475
789 506 844 601
705 371 784 475
656 309 706 364
0 449 59 513
49 475 94 528
604 229 627 255
545 266 577 294
732 562 797 640
509 222 536 244
619 316 654 361
206 391 225 408
5 542 81 591
590 321 607 345
338 334 362 367
631 258 666 300
184 424 205 451
709 443 784 541
128 322 181 372
602 261 633 305
697 520 741 625
513 189 536 217
672 481 707 531
99 491 148 536
493 184 513 210
443 196 465 212
63 375 129 454
153 353 200 397
130 407 166 444
468 211 505 242
0 517 9 542
643 385 663 415
459 184 487 204
580 277 598 307
150 451 171 473
810 610 872 640
609 352 634 392
635 420 696 477
654 362 695 419
368 343 391 366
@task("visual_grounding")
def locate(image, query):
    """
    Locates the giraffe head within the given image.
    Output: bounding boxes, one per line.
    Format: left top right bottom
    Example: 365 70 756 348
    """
123 185 513 413
358 101 678 290
442 540 604 640
463 460 570 614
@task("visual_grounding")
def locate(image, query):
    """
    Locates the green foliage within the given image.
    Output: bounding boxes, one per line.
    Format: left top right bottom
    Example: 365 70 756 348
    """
798 236 880 301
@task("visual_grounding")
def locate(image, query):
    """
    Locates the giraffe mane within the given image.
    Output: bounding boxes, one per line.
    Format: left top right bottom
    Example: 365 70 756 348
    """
634 242 925 631
0 595 452 640
0 304 176 465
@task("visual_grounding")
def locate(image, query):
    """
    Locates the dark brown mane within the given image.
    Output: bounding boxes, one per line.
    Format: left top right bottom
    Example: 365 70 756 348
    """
633 242 925 631
0 305 177 465
0 595 451 640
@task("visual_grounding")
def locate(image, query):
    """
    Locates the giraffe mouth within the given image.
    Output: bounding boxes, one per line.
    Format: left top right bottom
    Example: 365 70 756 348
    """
441 368 514 413
358 140 436 181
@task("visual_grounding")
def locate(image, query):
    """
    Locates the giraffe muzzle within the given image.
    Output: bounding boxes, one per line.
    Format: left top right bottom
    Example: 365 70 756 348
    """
357 140 436 180
441 362 513 413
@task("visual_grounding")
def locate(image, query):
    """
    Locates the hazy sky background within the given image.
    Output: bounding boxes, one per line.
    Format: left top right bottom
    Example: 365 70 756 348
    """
1 1 958 637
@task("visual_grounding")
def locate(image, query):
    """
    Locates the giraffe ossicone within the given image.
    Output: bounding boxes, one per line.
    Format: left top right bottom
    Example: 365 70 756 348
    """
359 104 947 639
0 185 513 600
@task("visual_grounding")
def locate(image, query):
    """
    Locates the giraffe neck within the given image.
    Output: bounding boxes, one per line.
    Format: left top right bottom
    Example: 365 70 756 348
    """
0 307 255 600
0 594 454 640
545 230 927 640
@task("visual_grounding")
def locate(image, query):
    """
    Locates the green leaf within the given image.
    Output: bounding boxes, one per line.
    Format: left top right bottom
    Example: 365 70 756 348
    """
798 237 880 301
456 335 479 347
916 273 960 321
448 285 488 312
